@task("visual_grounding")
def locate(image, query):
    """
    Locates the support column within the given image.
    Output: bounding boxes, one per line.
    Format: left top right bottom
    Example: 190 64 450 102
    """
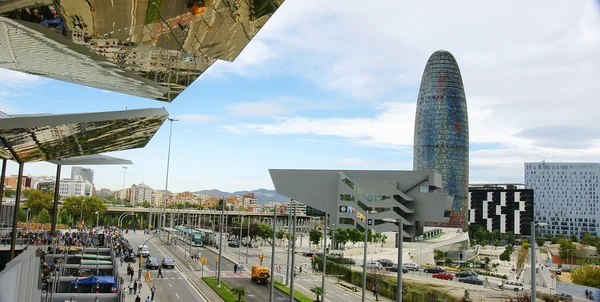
50 165 61 237
10 162 24 259
0 159 6 211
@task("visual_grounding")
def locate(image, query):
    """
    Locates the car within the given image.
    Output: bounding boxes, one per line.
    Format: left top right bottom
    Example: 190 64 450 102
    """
424 267 445 274
161 257 175 268
376 259 394 267
302 250 323 257
362 261 383 270
552 293 573 301
386 265 408 273
455 271 478 278
138 245 150 257
432 272 454 280
497 280 524 292
403 262 419 271
458 275 484 285
146 257 159 269
228 240 240 248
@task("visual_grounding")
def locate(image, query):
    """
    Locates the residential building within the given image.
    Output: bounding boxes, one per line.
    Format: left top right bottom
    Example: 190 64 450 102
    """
413 50 469 228
3 175 31 190
98 188 112 199
468 184 533 236
525 162 600 238
130 183 153 206
58 176 92 197
269 169 453 242
31 176 54 190
71 166 94 183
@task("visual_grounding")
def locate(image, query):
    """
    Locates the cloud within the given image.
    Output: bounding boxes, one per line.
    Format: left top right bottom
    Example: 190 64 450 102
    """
224 96 354 117
0 69 45 113
175 114 218 123
515 125 600 149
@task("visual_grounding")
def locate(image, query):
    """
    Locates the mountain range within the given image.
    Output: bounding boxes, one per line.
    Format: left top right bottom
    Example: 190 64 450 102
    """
192 188 289 204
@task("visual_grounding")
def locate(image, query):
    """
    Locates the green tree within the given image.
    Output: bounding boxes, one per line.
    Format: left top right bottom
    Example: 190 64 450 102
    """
348 228 362 245
558 238 576 263
231 286 246 302
33 209 52 223
335 229 349 248
505 231 516 246
499 245 514 262
535 236 545 247
581 232 598 246
276 229 286 241
256 223 272 241
58 209 70 224
309 229 323 247
62 196 107 225
4 188 15 198
571 265 600 287
570 234 579 243
311 285 323 302
491 229 501 243
434 249 445 261
24 189 53 215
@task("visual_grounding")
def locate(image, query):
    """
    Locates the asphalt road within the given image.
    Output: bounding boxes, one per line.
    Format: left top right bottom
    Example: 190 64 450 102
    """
123 232 206 302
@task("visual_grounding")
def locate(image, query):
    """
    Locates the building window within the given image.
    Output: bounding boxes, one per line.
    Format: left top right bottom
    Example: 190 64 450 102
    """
420 185 429 193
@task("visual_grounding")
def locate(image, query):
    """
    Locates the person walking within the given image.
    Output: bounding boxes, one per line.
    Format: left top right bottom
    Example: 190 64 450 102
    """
151 286 156 301
135 295 141 302
133 280 138 295
128 282 133 295
145 296 152 302
145 270 151 283
374 283 379 301
157 266 163 279
234 263 238 274
586 289 589 299
138 280 143 292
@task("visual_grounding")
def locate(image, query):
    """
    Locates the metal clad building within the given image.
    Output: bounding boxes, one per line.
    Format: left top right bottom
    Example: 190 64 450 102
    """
468 185 533 236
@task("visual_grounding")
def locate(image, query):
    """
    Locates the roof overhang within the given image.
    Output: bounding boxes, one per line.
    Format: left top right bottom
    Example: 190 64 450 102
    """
0 108 168 163
0 0 285 102
46 154 132 166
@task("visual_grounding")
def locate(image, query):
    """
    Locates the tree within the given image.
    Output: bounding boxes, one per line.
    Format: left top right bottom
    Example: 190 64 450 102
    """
4 188 15 198
311 285 323 302
505 231 516 246
276 229 286 242
231 286 246 302
309 229 323 248
33 209 52 223
58 209 70 224
581 232 598 247
558 238 576 263
348 228 363 245
570 234 578 243
434 249 445 261
535 236 545 248
571 265 600 287
62 196 107 225
256 223 272 241
335 229 349 248
499 245 514 262
24 189 53 216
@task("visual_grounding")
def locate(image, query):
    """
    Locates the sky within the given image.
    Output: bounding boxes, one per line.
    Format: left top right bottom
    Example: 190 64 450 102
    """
1 0 600 193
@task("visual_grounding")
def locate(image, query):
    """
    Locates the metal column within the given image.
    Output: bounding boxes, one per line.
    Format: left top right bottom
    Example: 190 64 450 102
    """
289 203 297 301
50 165 61 237
10 162 24 259
268 205 277 302
321 206 328 301
0 159 6 212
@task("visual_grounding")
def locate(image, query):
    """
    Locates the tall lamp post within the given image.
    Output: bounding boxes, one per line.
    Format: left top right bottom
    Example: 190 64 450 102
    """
217 198 225 287
121 167 127 206
531 222 547 302
381 217 404 302
361 210 376 302
321 206 328 301
268 205 277 302
162 118 179 232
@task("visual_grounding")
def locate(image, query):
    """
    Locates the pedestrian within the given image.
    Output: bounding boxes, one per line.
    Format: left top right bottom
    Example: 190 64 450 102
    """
299 265 302 273
131 268 135 281
133 281 138 294
586 289 589 299
151 286 156 301
128 282 133 295
135 295 141 302
145 270 151 283
234 263 238 274
157 266 163 278
374 283 379 301
138 280 143 291
145 296 152 302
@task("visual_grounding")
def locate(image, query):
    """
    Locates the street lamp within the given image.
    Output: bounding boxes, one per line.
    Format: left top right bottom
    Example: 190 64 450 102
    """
381 217 404 302
217 198 225 287
95 211 99 228
163 118 179 232
121 167 127 206
531 222 547 302
361 210 377 302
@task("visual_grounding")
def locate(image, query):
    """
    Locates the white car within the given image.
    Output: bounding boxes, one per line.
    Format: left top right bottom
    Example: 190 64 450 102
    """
403 262 419 271
362 261 383 270
497 280 524 292
138 245 151 257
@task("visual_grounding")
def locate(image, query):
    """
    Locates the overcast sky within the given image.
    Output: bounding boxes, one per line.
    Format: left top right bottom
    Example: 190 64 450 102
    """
1 0 599 193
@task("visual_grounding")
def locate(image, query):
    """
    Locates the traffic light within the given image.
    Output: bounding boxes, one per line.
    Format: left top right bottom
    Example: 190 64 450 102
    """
98 234 105 247
259 253 264 264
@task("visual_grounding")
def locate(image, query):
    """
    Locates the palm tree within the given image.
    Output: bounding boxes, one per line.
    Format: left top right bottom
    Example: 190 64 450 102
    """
231 286 246 302
311 285 323 302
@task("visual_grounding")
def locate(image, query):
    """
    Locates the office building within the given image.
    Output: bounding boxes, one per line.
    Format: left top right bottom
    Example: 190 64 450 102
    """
270 169 453 242
525 162 600 238
58 176 92 197
468 184 533 236
413 50 469 228
71 166 94 183
131 183 153 206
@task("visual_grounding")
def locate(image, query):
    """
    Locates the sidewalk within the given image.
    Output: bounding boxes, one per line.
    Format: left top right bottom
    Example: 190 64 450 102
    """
118 258 154 302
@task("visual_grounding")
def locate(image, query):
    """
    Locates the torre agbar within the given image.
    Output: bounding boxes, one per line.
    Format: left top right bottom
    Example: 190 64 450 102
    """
413 50 469 228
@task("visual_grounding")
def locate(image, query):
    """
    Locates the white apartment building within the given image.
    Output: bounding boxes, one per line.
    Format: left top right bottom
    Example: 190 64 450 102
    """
525 162 600 238
131 183 153 206
58 176 93 198
71 166 94 183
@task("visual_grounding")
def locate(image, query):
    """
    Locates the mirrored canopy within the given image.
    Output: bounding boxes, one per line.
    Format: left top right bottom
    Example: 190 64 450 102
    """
46 154 133 166
0 107 168 163
0 0 285 102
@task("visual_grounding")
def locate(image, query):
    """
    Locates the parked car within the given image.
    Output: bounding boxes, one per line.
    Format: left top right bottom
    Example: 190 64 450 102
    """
455 271 478 278
458 275 484 285
424 267 445 274
552 293 573 301
302 250 323 257
387 265 408 273
162 257 175 268
432 272 454 280
146 257 159 269
403 262 419 271
228 240 240 248
362 261 383 270
377 259 394 267
497 280 524 292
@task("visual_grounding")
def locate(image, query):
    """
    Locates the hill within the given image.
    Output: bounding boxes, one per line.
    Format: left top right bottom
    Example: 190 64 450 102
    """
192 188 288 204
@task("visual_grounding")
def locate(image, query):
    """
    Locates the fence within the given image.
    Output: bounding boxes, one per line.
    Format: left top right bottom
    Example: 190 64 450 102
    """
0 247 42 302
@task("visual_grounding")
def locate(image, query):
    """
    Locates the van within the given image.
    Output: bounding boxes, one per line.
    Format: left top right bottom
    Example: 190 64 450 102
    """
138 245 150 257
498 280 524 292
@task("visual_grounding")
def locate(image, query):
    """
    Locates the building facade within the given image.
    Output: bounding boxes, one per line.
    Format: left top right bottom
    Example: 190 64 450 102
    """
468 185 533 236
525 162 600 238
270 169 453 242
71 166 94 183
131 183 153 206
58 177 92 197
413 50 469 229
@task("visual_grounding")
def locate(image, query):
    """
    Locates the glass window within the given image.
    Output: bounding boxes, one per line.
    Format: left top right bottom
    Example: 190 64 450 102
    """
420 185 429 193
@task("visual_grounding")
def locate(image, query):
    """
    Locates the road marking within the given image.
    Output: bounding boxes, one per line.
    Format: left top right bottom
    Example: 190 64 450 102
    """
110 0 114 7
176 293 180 299
169 283 172 287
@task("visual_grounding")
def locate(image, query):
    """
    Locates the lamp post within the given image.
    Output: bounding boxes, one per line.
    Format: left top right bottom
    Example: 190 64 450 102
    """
26 209 30 232
95 211 99 228
285 204 292 286
531 222 547 302
80 199 84 226
118 212 134 228
321 206 328 302
268 205 277 302
122 167 127 206
163 118 179 232
217 198 225 287
382 217 404 302
361 210 376 302
289 201 298 301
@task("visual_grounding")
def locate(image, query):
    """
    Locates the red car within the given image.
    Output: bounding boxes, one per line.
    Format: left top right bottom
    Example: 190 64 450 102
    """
432 272 454 280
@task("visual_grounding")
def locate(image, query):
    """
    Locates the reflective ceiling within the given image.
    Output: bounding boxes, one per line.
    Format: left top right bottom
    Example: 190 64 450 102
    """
0 0 285 102
0 108 168 162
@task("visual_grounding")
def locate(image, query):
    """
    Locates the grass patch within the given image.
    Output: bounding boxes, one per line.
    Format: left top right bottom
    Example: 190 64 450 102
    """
145 0 163 24
202 277 248 302
273 281 314 302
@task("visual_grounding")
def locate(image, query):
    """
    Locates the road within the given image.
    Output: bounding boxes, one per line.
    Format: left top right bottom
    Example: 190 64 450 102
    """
122 232 206 302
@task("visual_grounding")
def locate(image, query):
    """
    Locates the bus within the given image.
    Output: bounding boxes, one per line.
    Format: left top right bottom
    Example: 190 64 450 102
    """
174 226 203 247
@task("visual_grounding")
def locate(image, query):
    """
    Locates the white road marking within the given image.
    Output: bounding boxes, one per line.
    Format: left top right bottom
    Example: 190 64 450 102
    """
168 283 172 287
176 293 180 299
111 0 114 7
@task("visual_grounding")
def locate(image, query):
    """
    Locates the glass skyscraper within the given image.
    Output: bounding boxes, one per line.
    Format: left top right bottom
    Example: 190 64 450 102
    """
413 50 469 228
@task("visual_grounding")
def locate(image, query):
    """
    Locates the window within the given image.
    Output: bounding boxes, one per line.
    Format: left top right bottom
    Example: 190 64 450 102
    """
420 185 429 193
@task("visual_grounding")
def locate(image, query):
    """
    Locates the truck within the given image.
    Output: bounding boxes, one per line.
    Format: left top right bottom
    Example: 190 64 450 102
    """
251 265 270 285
